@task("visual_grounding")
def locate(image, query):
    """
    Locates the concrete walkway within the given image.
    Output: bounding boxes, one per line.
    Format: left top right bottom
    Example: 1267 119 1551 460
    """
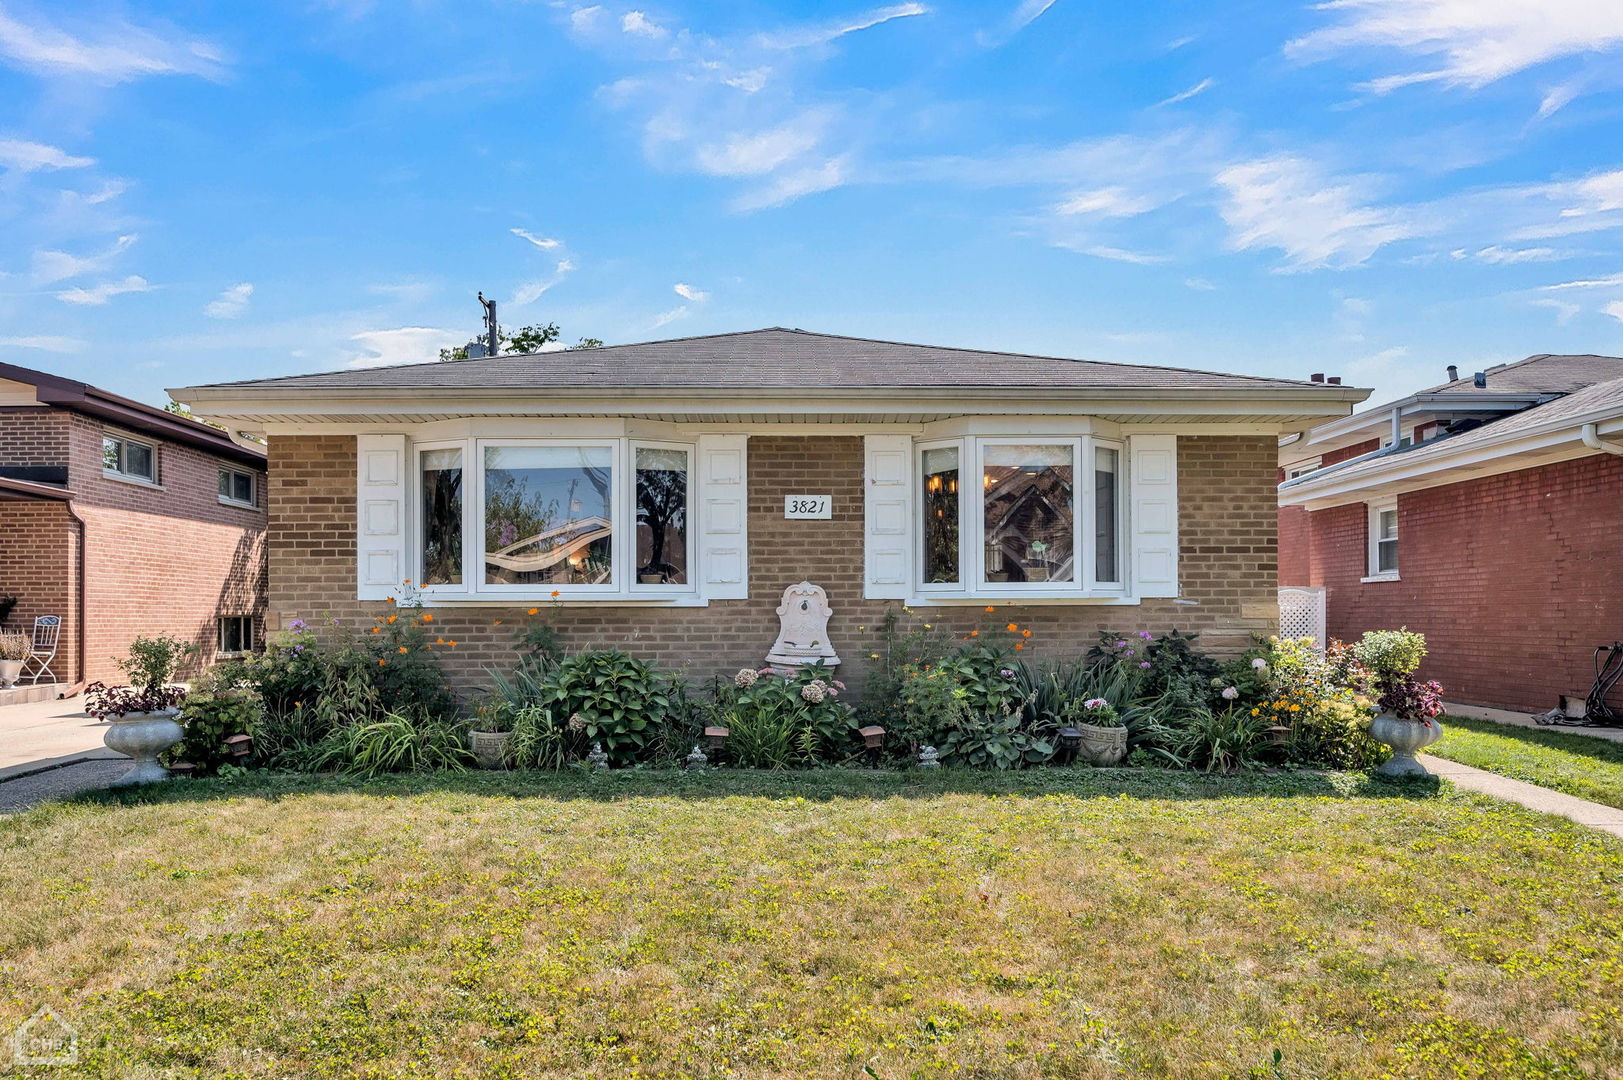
0 695 112 779
1421 754 1623 840
1445 701 1623 744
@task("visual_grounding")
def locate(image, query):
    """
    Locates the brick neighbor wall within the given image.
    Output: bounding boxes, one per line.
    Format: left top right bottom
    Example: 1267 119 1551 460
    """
1297 451 1623 713
0 501 78 679
267 433 1279 700
0 407 71 471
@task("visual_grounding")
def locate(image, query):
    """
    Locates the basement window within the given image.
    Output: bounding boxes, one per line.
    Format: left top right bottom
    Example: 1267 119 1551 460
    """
218 615 254 656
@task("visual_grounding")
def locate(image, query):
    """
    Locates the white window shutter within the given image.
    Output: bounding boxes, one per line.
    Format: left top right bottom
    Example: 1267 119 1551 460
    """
1128 434 1179 598
697 434 749 600
356 433 408 601
864 434 913 599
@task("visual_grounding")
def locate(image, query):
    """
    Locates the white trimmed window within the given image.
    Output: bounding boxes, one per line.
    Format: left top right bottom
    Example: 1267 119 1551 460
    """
913 436 1128 599
103 433 156 483
1284 457 1322 480
1367 499 1399 579
218 467 257 508
409 437 694 600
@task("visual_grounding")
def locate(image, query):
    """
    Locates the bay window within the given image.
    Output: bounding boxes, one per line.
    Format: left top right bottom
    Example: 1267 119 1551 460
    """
917 436 1126 597
413 438 693 598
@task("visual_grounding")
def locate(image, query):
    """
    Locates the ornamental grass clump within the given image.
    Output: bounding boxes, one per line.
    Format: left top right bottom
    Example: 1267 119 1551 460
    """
0 631 30 662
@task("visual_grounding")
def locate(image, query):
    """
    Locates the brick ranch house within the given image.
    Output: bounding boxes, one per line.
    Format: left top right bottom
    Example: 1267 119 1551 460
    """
1279 353 1623 714
0 362 267 690
173 329 1367 694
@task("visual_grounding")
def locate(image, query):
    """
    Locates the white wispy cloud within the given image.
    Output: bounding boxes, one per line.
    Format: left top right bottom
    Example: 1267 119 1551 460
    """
1157 77 1215 106
204 282 253 319
621 11 666 39
346 326 461 368
1215 155 1421 270
755 3 927 49
651 305 690 328
696 111 831 176
1530 298 1579 324
1540 274 1623 291
1604 301 1623 324
511 227 561 250
0 4 226 82
0 138 92 172
673 282 709 302
55 274 151 305
512 259 575 306
31 234 136 283
0 334 85 353
1054 185 1160 218
569 6 603 32
1288 0 1623 92
1452 245 1561 264
1076 245 1169 265
367 280 437 304
731 156 849 211
1185 277 1217 291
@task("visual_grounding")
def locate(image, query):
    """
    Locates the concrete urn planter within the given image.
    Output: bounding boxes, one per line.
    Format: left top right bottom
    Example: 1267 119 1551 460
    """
0 659 22 689
102 709 184 787
1077 722 1128 766
1370 713 1444 777
469 730 513 770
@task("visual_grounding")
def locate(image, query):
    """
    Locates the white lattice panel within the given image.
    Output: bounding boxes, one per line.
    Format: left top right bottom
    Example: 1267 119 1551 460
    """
1278 586 1326 646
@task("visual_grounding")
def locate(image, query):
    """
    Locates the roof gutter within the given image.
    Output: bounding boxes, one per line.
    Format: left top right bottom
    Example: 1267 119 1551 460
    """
1581 423 1623 456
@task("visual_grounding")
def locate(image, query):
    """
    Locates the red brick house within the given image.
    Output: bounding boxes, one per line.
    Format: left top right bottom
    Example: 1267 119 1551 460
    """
173 328 1366 692
1278 354 1623 714
0 362 267 690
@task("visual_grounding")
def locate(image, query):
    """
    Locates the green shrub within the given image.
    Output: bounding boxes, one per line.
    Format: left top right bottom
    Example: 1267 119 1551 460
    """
1351 629 1427 687
307 712 471 777
116 634 200 692
713 665 856 768
530 650 674 766
173 690 260 775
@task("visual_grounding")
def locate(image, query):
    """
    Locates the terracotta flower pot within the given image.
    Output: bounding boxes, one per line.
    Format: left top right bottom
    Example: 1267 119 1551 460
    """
103 708 184 786
1077 721 1128 766
1370 713 1444 777
469 730 513 770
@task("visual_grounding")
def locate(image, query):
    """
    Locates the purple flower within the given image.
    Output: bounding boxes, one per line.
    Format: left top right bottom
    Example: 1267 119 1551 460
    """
1115 640 1128 648
1139 661 1151 668
292 644 305 653
999 668 1015 677
1138 630 1153 640
288 619 306 631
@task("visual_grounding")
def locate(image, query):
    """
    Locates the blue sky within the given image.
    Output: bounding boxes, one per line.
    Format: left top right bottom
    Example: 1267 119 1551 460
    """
3 0 1623 411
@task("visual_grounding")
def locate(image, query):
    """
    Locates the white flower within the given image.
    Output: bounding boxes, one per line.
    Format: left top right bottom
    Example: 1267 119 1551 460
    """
567 713 586 733
1221 686 1239 700
801 681 828 704
1251 657 1269 671
733 668 759 688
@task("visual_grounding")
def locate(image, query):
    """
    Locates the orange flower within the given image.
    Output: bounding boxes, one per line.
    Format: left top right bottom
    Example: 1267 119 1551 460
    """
377 658 387 666
1014 642 1025 650
402 578 412 585
385 597 395 604
970 630 980 637
447 640 458 647
386 614 398 624
422 613 433 623
1006 623 1018 633
492 620 503 626
984 606 995 613
370 627 381 635
1021 629 1032 638
397 646 408 654
528 607 539 616
550 590 560 598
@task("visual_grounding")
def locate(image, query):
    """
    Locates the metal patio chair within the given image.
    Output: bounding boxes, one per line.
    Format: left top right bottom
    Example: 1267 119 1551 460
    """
21 615 60 684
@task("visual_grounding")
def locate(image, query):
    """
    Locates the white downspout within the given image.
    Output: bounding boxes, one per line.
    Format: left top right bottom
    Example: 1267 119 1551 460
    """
1580 423 1623 456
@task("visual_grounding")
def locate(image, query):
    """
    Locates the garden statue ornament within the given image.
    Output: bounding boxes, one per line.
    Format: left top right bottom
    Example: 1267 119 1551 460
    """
587 742 610 770
918 746 940 769
686 744 708 771
765 581 841 673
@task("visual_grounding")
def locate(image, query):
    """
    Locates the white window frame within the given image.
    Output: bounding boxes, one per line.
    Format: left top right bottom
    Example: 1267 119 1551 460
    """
218 466 258 508
1365 499 1399 581
411 436 697 602
103 432 158 485
915 435 1128 600
217 614 254 656
1284 457 1322 480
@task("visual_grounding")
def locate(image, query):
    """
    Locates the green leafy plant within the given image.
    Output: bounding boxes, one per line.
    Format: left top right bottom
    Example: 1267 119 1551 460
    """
1351 629 1427 689
116 634 200 692
713 665 856 768
307 712 471 777
1175 707 1271 773
531 650 673 765
173 690 260 775
1063 696 1121 727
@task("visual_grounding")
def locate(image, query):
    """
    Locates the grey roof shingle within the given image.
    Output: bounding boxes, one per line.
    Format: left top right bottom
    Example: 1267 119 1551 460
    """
186 328 1350 394
1420 353 1623 397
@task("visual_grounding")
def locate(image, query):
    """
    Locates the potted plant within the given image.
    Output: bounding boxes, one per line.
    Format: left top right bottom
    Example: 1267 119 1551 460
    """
1066 696 1128 765
0 595 17 626
0 631 29 688
1353 629 1445 776
467 699 516 769
86 634 199 786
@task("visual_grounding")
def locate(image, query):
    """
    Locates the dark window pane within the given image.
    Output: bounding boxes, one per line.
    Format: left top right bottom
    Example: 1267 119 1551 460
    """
484 445 612 586
921 446 959 584
124 441 154 480
421 449 463 586
635 447 688 585
233 472 254 503
218 469 231 497
983 444 1073 584
1095 447 1119 583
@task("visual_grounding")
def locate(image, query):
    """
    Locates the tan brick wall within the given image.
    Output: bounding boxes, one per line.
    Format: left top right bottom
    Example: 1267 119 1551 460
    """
267 433 1278 699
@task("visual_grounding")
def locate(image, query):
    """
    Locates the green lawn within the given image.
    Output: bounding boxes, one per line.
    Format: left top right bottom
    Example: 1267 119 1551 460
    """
3 768 1622 1079
1432 714 1623 810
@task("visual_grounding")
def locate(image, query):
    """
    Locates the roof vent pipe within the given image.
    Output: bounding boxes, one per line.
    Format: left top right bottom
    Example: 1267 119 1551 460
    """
1473 372 1487 388
1310 373 1325 383
1447 365 1459 381
1328 376 1342 384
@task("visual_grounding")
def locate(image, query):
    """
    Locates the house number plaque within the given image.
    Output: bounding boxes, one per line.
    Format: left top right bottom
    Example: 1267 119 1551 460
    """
783 494 832 519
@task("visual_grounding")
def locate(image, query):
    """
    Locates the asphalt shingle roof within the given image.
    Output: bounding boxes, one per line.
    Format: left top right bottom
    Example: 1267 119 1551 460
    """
188 328 1348 394
1420 353 1623 397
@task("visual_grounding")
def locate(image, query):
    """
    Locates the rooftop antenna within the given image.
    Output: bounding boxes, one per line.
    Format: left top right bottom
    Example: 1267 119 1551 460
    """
478 292 499 357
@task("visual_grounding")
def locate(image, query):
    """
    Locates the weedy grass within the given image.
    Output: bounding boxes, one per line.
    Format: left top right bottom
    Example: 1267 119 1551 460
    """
1432 714 1623 810
1 768 1621 1079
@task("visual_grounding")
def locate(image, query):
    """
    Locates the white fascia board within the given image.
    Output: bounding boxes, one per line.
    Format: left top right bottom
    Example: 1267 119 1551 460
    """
1280 410 1623 509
